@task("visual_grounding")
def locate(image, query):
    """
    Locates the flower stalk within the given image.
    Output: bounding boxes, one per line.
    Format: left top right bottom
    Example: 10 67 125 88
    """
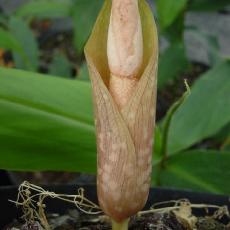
85 0 158 229
112 218 130 230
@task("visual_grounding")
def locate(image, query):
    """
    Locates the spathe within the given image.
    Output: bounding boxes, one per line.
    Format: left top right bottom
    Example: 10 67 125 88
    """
85 0 158 222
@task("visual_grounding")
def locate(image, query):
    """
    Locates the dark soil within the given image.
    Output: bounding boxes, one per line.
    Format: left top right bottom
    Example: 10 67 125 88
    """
4 209 230 230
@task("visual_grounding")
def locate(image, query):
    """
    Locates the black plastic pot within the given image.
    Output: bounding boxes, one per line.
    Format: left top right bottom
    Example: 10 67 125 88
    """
1 184 229 228
0 170 12 186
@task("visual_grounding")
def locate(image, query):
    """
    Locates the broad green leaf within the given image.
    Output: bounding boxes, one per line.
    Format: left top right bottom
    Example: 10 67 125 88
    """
72 0 103 54
49 53 72 78
215 123 230 141
159 150 230 194
214 123 230 151
15 0 72 19
156 0 187 30
77 62 89 81
0 28 22 52
158 42 188 88
9 17 39 71
153 126 162 161
188 0 230 11
0 67 96 173
168 60 230 154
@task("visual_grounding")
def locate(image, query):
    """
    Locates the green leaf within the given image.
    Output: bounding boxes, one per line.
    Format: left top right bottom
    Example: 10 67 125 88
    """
0 67 96 173
152 83 190 186
188 0 230 11
0 14 8 27
162 13 185 42
72 0 103 54
9 17 39 71
222 138 230 151
215 123 230 141
77 62 89 81
159 150 230 194
214 123 230 151
158 42 188 88
168 60 230 154
160 82 190 160
156 0 188 30
15 0 72 19
0 28 22 53
49 53 72 78
153 126 162 161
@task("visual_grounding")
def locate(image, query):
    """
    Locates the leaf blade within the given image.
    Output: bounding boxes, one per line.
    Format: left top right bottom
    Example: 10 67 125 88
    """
15 0 72 18
156 0 188 30
158 150 230 194
158 42 188 88
188 0 230 11
9 17 39 71
0 28 23 53
72 0 103 54
168 60 230 154
0 67 96 173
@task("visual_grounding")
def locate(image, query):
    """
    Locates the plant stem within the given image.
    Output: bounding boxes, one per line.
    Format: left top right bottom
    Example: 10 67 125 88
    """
112 218 129 230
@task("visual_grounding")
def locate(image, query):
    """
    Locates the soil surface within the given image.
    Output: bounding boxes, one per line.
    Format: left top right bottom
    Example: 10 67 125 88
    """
4 208 230 230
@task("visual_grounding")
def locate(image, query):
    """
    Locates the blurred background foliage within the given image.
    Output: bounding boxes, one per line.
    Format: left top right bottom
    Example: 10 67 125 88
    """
0 0 230 194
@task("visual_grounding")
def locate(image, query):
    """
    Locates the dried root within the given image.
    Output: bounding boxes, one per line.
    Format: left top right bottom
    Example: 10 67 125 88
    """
138 199 230 229
10 182 230 230
10 181 102 229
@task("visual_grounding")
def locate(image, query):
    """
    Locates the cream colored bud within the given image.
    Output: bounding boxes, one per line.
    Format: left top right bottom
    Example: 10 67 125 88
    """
107 0 143 108
109 74 138 109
